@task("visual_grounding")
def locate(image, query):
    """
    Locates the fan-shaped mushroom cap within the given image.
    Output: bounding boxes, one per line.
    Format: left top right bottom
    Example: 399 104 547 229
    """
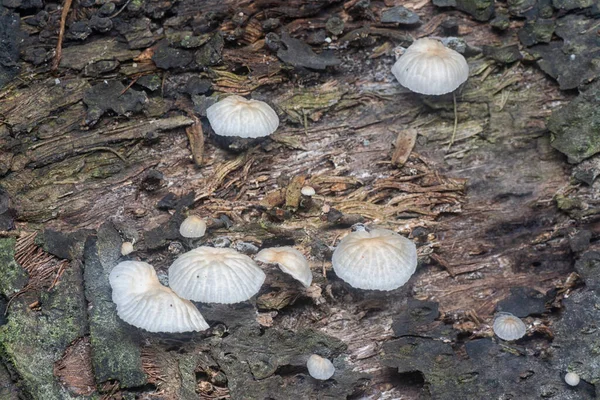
255 246 313 287
206 95 279 138
168 247 266 304
492 312 526 341
332 229 417 291
179 215 207 239
391 38 469 95
109 261 209 333
307 354 335 380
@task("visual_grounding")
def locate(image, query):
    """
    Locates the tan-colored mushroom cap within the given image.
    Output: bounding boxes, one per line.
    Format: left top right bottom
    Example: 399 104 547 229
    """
168 247 266 304
206 95 279 138
179 215 207 239
255 246 313 287
109 261 209 333
391 38 469 95
332 229 417 291
307 354 335 380
121 241 134 256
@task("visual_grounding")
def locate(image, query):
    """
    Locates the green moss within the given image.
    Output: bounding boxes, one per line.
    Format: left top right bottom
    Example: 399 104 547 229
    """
0 238 28 296
0 262 88 400
555 194 583 211
278 87 347 124
548 80 600 163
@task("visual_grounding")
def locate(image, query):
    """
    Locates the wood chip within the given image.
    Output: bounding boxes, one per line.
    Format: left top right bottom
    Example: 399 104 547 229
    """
391 128 417 167
185 120 205 167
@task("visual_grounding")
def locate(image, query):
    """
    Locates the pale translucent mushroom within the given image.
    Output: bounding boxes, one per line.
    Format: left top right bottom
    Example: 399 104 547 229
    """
109 261 209 333
307 354 335 380
121 241 134 256
168 247 266 304
301 186 316 196
255 246 313 287
179 215 207 239
332 229 417 291
565 372 580 386
492 312 526 341
391 38 469 95
206 95 279 138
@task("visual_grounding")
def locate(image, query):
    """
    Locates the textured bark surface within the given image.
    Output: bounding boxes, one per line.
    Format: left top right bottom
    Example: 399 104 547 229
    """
0 0 599 399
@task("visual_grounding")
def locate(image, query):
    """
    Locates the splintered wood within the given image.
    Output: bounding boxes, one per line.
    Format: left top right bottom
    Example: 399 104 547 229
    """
54 337 95 397
14 231 68 291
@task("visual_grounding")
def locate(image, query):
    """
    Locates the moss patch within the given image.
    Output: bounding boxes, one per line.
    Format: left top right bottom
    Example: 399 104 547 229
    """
0 238 27 297
0 258 88 399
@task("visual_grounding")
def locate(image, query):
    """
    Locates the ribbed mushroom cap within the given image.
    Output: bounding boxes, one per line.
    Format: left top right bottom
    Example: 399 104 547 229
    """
109 261 209 333
307 354 335 380
492 312 526 341
332 229 417 291
168 247 266 304
391 38 469 95
255 246 313 287
564 372 580 387
206 95 279 138
179 215 207 239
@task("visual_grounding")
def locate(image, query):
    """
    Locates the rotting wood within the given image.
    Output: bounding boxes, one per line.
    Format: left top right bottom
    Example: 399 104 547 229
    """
0 0 592 398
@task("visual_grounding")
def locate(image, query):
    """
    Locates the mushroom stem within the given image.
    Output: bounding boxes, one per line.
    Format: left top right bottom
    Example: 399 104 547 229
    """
446 92 458 152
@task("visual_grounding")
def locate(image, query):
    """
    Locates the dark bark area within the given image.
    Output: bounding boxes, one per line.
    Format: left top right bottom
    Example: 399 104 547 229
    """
0 0 599 399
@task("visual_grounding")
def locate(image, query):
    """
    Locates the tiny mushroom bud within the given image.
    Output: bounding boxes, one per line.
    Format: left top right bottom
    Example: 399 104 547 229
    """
206 95 279 138
179 215 207 239
255 246 313 287
492 312 526 341
109 261 209 333
307 354 335 380
301 186 316 196
391 38 469 95
332 229 417 291
564 372 580 387
168 247 266 304
121 241 134 256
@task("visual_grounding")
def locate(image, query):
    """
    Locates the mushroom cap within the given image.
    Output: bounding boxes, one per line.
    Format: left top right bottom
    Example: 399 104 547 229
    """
255 246 313 287
307 354 335 380
168 247 266 304
332 229 417 291
564 372 580 386
206 95 279 138
120 241 134 256
391 38 469 95
492 312 526 341
301 186 316 196
109 261 209 333
179 215 207 239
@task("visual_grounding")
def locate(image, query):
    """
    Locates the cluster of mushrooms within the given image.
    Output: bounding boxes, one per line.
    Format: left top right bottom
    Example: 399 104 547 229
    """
108 38 580 386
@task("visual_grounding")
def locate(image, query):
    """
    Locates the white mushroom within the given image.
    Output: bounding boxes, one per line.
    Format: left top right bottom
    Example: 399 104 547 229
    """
301 186 316 196
109 261 209 333
307 354 335 380
179 215 207 239
206 95 279 138
121 241 134 256
492 312 526 341
255 246 313 287
391 38 469 95
168 247 266 304
332 229 417 291
564 372 580 387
